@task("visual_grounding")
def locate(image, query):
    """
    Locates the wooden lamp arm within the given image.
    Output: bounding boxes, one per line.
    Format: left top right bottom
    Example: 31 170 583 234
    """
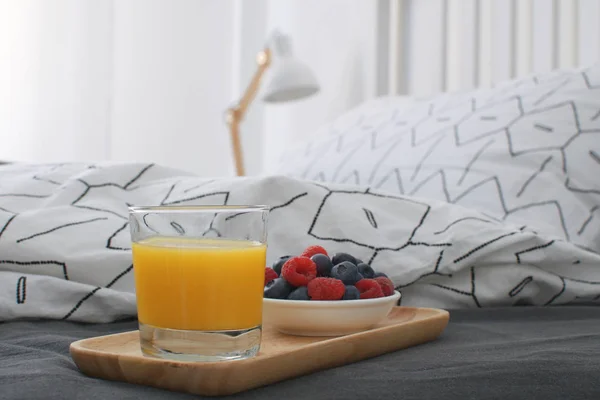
226 49 272 176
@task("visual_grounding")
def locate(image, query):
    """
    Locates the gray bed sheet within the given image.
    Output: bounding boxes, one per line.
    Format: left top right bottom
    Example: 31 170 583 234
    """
2 306 600 400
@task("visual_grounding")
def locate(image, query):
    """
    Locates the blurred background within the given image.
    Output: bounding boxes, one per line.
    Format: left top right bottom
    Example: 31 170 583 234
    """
0 0 598 176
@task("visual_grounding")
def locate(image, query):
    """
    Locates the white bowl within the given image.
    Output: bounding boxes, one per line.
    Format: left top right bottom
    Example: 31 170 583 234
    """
262 291 401 337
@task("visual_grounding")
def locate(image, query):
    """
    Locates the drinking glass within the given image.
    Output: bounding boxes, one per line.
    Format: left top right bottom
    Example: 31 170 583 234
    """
128 205 269 362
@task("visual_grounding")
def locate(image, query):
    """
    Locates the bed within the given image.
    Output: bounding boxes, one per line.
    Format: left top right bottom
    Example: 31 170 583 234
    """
3 306 600 400
2 1 600 398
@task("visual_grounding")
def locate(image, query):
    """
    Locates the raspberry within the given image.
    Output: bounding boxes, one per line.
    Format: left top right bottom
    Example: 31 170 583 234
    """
265 267 278 286
281 256 317 287
307 278 345 300
374 276 395 296
355 279 384 299
301 245 328 258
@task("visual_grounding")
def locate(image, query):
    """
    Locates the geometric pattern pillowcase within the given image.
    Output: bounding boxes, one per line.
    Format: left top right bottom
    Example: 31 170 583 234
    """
271 64 600 254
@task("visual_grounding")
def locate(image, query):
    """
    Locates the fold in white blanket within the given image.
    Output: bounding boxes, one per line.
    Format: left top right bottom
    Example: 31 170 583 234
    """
1 163 599 322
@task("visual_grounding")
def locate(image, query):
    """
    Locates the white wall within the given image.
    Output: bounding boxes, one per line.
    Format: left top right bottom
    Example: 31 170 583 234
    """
262 0 381 171
109 0 236 176
0 0 238 176
231 0 268 176
394 0 600 97
0 0 112 163
3 0 598 175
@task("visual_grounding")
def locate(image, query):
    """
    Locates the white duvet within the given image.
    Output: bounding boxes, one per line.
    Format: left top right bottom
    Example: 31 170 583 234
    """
1 163 599 322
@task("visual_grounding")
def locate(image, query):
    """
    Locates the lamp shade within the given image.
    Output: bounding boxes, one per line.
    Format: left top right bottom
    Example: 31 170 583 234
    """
261 30 320 103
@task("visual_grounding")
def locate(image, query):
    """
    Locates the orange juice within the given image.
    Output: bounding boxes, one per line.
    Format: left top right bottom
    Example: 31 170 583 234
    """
131 237 266 331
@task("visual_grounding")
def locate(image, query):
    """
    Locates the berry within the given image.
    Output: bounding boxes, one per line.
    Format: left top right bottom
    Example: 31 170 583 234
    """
265 267 278 286
288 286 310 301
272 255 292 275
355 279 384 299
331 252 357 266
375 276 395 296
355 259 365 265
301 245 328 258
307 278 345 300
342 285 360 300
374 272 389 279
281 256 317 287
311 253 334 277
330 261 363 285
357 263 375 279
264 278 294 299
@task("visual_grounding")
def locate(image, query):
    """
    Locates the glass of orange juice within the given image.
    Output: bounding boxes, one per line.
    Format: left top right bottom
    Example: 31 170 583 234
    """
128 205 268 362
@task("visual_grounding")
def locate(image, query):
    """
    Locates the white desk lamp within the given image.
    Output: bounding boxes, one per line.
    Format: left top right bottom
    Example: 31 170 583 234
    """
225 30 319 176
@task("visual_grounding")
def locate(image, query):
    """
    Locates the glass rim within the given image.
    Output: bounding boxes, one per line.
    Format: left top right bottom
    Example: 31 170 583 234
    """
128 205 269 214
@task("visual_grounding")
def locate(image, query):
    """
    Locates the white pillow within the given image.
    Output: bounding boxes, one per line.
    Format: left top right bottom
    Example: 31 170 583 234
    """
271 64 600 253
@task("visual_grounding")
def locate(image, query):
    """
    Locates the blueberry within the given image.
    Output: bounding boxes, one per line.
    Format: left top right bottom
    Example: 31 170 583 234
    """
331 261 363 285
331 252 357 266
355 259 365 265
357 263 375 279
342 285 360 300
374 272 389 278
288 286 310 300
272 255 292 275
264 278 294 299
311 253 334 277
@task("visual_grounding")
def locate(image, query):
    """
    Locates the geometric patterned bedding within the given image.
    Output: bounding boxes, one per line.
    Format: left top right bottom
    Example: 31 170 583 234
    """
273 64 600 254
1 163 600 322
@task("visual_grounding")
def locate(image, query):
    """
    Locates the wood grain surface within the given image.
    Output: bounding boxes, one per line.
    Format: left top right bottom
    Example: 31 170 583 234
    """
70 307 449 396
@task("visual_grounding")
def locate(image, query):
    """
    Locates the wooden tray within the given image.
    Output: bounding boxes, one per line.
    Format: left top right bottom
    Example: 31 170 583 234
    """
70 307 449 397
